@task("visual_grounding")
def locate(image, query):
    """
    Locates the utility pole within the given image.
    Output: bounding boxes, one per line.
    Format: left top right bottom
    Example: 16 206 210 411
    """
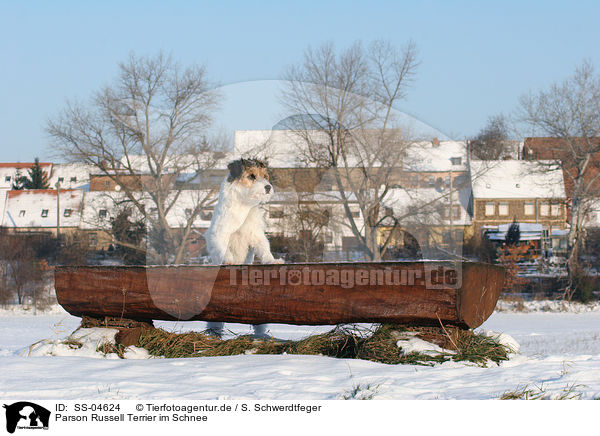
55 181 61 239
449 168 454 254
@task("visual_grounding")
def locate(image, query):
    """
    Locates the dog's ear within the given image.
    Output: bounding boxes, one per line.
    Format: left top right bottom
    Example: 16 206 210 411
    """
227 160 244 182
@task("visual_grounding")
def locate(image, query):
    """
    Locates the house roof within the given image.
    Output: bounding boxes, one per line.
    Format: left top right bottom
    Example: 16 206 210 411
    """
0 163 53 190
470 160 566 199
235 130 469 171
2 189 83 229
0 162 52 169
48 163 94 191
523 137 600 160
383 186 472 226
404 140 468 172
120 152 235 173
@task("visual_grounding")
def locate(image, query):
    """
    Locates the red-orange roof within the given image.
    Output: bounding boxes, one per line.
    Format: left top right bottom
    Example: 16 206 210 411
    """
0 162 52 169
7 189 80 198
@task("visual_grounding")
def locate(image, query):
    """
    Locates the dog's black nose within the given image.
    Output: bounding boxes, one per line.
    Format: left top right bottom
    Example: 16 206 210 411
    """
265 184 272 194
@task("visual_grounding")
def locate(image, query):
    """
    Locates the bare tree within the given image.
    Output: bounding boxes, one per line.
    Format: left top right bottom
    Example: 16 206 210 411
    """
271 197 331 262
280 40 420 261
517 60 600 297
0 230 43 305
47 53 223 264
471 114 511 160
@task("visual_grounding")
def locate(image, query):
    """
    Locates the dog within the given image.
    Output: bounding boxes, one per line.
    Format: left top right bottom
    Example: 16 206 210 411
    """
204 158 283 338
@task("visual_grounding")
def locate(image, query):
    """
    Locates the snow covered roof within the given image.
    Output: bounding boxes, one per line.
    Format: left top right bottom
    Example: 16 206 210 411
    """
80 190 219 230
484 223 543 241
80 191 126 230
162 190 218 228
383 187 472 226
470 160 566 199
1 189 83 229
48 163 94 191
0 162 53 190
235 130 315 168
120 152 235 174
235 130 469 171
404 140 468 172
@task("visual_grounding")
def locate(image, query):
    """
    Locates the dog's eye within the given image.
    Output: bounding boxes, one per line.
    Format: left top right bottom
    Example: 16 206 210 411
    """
248 174 256 181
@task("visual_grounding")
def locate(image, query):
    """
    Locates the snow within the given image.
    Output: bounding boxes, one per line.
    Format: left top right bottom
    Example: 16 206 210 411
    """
384 186 472 226
470 160 566 199
396 332 453 356
28 328 121 359
48 163 94 190
1 302 600 400
1 189 83 229
0 162 53 190
404 140 468 172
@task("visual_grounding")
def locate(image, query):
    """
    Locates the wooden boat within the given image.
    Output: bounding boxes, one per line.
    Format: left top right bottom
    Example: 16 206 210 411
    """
54 261 504 329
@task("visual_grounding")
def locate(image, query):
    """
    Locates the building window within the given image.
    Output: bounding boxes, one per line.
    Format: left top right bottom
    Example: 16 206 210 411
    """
18 210 25 217
351 210 360 218
450 157 462 165
428 176 435 186
70 176 77 182
99 209 108 219
58 177 64 183
498 202 509 216
41 209 49 218
524 202 535 216
410 175 419 186
201 209 213 221
5 176 11 182
64 209 72 217
455 229 464 242
551 204 561 216
88 232 98 247
269 208 284 219
105 180 111 187
185 208 193 217
443 205 461 219
540 202 550 216
485 202 495 216
323 232 333 244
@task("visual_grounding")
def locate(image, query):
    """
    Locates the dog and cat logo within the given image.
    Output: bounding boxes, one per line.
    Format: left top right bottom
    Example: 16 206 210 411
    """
3 402 50 433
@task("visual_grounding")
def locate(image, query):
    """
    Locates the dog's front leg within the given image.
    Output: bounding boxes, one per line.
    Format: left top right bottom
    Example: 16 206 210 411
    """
244 248 255 264
253 232 284 264
208 230 235 264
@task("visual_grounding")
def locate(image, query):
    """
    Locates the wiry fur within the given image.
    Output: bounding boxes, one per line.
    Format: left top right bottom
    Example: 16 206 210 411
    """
205 159 282 265
204 159 283 337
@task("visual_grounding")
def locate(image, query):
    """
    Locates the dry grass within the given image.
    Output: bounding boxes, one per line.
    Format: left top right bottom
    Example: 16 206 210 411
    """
500 383 583 400
108 323 511 367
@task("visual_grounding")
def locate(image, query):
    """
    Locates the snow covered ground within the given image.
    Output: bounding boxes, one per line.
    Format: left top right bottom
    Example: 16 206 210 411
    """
1 301 600 400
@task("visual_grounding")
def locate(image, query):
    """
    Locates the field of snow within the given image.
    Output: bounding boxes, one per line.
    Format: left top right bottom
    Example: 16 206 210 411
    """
1 301 600 401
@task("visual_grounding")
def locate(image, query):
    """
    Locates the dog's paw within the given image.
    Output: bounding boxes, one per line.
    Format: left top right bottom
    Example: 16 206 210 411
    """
269 258 284 264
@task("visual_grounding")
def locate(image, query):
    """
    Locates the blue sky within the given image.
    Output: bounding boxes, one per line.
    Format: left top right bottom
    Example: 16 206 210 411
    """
1 0 599 162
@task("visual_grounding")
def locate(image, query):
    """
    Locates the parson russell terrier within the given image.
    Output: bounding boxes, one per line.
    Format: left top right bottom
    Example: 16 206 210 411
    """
204 158 284 337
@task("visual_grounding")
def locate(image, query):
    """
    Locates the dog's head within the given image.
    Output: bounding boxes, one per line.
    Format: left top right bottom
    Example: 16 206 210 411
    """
226 158 273 204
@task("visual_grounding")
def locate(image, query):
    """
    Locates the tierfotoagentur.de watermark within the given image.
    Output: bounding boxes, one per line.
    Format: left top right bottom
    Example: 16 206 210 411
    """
227 264 460 289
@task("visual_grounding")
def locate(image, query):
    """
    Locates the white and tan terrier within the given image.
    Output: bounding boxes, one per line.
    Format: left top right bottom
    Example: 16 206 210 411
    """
204 158 283 337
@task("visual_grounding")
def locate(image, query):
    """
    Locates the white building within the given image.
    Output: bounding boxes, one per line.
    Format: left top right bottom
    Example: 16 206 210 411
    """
48 163 95 190
1 189 83 234
0 162 53 190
